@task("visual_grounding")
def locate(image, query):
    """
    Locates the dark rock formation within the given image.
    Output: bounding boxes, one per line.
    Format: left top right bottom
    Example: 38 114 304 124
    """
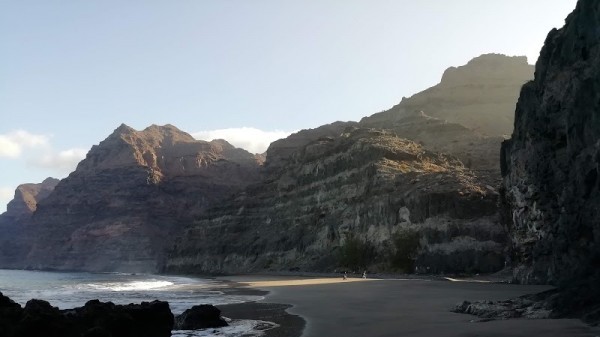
451 290 555 321
501 0 600 291
167 127 505 274
449 0 600 325
175 304 228 330
0 292 174 337
17 124 262 272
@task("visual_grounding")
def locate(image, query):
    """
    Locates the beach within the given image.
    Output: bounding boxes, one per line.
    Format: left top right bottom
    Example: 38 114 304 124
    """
218 275 600 337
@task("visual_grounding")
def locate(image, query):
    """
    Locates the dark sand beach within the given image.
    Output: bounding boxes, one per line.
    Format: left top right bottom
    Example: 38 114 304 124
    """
218 275 600 337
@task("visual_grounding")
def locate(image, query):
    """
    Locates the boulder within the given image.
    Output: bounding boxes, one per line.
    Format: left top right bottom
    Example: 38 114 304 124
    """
0 293 174 337
175 304 228 330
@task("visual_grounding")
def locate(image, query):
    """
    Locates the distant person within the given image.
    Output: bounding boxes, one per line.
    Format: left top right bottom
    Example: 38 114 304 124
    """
343 272 347 280
362 271 367 279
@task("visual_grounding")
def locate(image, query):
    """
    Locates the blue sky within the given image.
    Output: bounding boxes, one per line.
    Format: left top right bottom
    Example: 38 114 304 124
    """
0 0 577 211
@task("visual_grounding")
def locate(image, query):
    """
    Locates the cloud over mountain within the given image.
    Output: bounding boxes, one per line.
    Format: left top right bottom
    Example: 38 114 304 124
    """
192 127 293 154
0 130 49 158
31 148 88 175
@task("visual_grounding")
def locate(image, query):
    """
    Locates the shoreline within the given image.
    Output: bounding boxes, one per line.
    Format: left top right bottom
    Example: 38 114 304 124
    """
3 268 598 336
217 274 600 337
214 279 305 337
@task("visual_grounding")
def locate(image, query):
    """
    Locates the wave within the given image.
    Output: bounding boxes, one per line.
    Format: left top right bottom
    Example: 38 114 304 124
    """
77 280 175 292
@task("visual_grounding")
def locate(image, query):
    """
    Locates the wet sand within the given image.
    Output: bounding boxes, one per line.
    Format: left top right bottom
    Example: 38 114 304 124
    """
221 275 600 337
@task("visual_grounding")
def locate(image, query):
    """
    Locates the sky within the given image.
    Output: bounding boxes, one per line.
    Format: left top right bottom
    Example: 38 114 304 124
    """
0 0 578 212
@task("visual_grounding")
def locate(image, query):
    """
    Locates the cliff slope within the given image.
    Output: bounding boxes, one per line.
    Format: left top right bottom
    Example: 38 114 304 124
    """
361 54 533 137
167 128 504 274
360 55 533 186
500 0 600 320
21 124 262 272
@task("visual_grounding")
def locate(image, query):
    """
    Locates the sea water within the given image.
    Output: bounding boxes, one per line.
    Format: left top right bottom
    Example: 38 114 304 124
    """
0 269 275 337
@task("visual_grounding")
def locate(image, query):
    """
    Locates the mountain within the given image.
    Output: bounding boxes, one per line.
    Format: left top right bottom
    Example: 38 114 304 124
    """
362 53 533 137
166 54 533 274
15 124 262 272
0 54 533 274
500 0 600 317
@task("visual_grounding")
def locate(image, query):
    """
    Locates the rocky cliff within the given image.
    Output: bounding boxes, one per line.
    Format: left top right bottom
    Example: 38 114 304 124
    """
501 0 600 299
167 127 505 274
502 0 600 321
18 124 262 272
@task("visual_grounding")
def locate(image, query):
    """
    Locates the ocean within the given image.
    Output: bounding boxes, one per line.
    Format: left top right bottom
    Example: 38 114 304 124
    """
0 269 274 337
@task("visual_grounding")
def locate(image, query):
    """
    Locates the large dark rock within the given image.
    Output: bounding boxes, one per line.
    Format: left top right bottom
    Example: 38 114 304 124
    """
0 293 174 337
16 299 70 337
175 304 228 330
0 292 24 337
70 299 174 337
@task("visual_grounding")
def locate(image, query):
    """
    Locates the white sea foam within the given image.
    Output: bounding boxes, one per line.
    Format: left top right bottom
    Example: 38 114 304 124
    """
171 319 278 337
82 280 175 291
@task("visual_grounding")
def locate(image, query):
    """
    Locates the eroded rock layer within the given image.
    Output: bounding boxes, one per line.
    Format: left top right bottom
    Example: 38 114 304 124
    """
167 128 505 274
501 0 600 304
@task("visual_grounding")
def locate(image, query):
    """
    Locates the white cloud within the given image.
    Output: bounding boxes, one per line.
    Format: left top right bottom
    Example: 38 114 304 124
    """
192 127 294 154
0 130 50 158
0 187 14 213
33 148 88 175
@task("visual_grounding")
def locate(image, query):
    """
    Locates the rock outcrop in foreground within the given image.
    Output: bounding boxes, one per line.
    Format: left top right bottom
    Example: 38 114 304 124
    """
18 124 262 272
501 0 600 290
0 292 174 337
